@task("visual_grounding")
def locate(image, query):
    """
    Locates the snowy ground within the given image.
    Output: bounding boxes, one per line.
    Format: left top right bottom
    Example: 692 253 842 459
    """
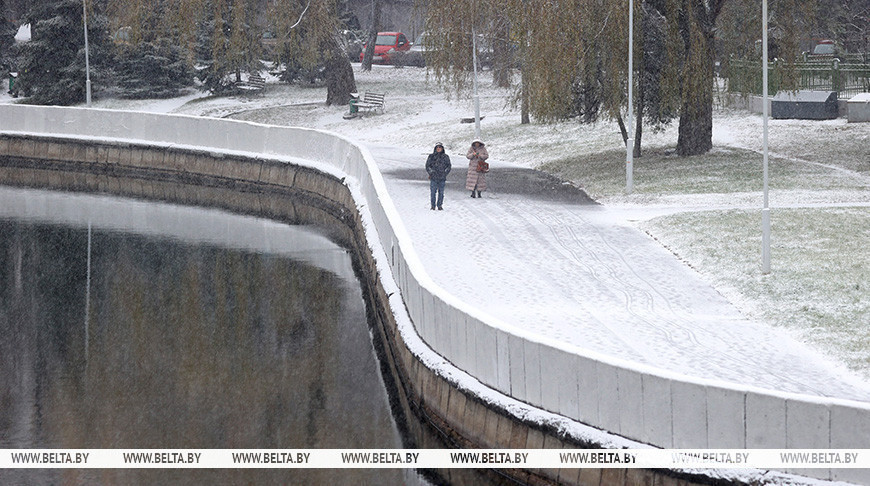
3 65 868 392
370 144 870 400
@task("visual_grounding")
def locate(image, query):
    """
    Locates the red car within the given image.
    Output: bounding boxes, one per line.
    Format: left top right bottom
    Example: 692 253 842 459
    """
359 32 411 64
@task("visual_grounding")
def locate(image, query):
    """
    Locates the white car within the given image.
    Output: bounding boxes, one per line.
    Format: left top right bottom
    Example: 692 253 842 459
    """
403 32 427 67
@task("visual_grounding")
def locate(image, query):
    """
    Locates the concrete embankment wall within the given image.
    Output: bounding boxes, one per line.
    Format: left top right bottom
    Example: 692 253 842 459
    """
1 105 867 486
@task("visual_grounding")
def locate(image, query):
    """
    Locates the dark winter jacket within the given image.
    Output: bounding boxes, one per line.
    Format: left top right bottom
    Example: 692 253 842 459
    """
426 150 452 182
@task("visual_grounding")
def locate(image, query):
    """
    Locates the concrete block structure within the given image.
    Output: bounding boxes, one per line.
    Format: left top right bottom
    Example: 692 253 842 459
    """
771 90 839 119
847 93 870 122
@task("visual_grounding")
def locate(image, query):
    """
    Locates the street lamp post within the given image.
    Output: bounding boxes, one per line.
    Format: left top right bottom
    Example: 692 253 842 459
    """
472 25 481 141
82 0 91 106
626 0 634 194
761 0 771 274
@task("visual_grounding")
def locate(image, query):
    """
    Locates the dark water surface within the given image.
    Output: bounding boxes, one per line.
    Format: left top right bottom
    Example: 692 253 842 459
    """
0 187 431 484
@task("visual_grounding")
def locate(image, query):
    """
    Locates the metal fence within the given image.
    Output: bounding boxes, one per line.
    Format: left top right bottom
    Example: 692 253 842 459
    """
726 58 870 98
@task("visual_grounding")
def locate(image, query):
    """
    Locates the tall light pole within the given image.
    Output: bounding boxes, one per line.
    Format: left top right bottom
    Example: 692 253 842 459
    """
761 0 771 274
625 0 634 194
82 0 92 106
472 25 482 140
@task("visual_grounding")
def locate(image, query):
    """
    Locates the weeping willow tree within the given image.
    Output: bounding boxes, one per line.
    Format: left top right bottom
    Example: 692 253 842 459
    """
424 0 832 156
566 0 718 156
718 0 817 95
423 0 519 95
268 0 357 104
613 0 682 156
424 0 681 156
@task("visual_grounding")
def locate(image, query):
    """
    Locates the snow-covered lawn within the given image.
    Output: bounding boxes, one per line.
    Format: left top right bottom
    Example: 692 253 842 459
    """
641 208 870 376
4 64 868 378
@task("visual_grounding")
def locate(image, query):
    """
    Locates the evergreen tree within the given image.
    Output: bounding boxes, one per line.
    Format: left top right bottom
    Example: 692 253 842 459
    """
194 3 226 92
1 14 15 55
115 40 194 99
1 11 18 79
196 0 262 94
105 0 198 98
18 0 110 105
188 0 264 94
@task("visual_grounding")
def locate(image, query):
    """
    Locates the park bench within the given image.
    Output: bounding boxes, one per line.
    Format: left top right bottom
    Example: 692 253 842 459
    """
239 72 265 94
354 92 386 114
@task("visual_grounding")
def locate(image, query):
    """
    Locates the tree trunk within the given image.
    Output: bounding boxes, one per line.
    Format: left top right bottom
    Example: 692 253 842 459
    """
675 0 722 156
616 114 628 146
325 31 357 106
361 0 380 71
676 28 714 155
676 91 712 155
634 67 645 158
521 64 530 124
617 112 643 158
491 17 512 88
634 112 643 158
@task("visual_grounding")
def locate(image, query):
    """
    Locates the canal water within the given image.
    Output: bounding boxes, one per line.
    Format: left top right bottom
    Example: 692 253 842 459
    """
0 187 433 485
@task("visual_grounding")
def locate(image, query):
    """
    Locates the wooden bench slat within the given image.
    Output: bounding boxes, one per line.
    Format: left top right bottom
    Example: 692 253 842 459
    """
240 73 266 94
355 92 385 114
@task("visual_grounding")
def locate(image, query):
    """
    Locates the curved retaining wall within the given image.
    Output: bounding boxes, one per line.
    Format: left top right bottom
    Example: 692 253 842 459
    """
1 105 868 485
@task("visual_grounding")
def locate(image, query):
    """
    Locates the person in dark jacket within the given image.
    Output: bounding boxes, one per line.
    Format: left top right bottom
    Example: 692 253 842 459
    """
425 142 451 210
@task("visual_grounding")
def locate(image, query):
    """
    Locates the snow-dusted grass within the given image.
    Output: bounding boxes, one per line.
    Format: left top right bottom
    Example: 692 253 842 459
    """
640 208 870 375
542 145 870 204
529 109 869 378
532 112 869 378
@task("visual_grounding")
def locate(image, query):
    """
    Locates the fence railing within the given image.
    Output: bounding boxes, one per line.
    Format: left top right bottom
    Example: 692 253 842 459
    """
726 58 870 98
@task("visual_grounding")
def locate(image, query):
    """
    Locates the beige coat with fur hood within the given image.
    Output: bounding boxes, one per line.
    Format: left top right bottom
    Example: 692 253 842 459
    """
465 142 489 191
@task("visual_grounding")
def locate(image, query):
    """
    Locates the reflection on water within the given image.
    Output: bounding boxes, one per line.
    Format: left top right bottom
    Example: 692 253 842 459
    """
0 189 430 484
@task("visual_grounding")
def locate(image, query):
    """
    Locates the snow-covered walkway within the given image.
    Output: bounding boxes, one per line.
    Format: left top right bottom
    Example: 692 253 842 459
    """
367 144 870 403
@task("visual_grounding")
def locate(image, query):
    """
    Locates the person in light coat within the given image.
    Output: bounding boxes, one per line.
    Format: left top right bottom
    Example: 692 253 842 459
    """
465 139 489 198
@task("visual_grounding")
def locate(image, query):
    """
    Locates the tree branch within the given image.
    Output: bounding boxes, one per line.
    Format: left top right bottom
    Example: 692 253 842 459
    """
289 0 311 30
